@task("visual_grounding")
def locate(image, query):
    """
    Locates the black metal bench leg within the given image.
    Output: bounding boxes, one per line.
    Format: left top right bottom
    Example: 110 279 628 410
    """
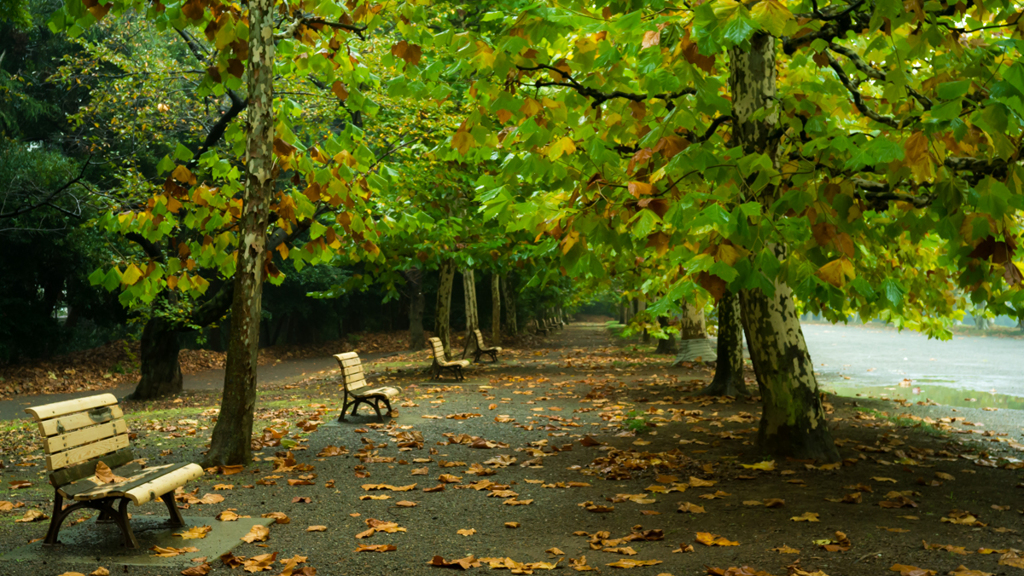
371 401 383 422
113 498 139 549
161 491 185 526
382 397 394 416
43 492 66 546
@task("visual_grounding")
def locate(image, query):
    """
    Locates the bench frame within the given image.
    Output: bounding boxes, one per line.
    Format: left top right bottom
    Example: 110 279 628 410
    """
24 394 203 548
334 352 401 422
470 329 502 363
428 337 469 381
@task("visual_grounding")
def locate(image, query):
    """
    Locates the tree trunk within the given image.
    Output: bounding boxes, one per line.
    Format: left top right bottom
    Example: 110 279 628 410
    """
653 317 677 354
461 268 479 358
501 273 517 336
639 297 650 343
434 259 455 356
206 0 275 467
729 32 838 462
406 267 425 351
491 273 500 344
127 316 182 400
674 300 716 363
701 292 748 397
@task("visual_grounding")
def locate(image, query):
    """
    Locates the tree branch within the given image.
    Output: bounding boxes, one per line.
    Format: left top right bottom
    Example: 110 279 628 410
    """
0 156 91 220
827 42 933 110
825 53 900 128
517 63 696 106
851 178 935 210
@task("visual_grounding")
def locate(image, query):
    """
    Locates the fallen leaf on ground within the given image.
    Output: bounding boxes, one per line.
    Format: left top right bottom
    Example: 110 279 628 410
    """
774 545 800 554
89 569 110 576
175 526 211 540
427 555 481 569
217 510 240 522
15 509 47 522
0 501 24 511
240 524 270 543
457 529 476 536
741 461 775 471
948 566 993 576
678 502 705 514
307 526 327 532
790 512 820 522
546 548 564 555
180 563 212 576
889 564 936 576
606 559 663 568
151 546 199 558
505 522 519 528
579 501 612 512
261 512 289 524
872 477 898 483
819 531 852 552
243 552 277 572
356 544 396 552
696 532 739 546
396 500 418 507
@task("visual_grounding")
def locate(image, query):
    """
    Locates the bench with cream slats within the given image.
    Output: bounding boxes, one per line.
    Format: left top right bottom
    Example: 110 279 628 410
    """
334 352 401 422
428 337 470 380
469 329 502 363
24 393 203 548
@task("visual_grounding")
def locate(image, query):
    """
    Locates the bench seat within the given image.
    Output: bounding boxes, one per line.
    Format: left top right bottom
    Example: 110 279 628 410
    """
334 352 401 422
428 337 469 380
24 393 203 548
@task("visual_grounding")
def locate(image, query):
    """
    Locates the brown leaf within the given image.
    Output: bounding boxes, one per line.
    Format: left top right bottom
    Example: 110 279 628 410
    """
95 462 127 484
240 524 270 543
605 558 663 568
151 545 199 558
180 563 212 576
889 564 937 576
427 555 481 570
307 525 327 532
456 529 476 536
89 569 110 576
15 509 47 522
356 544 396 553
261 512 290 524
677 502 705 514
695 532 738 547
504 522 520 528
790 512 820 522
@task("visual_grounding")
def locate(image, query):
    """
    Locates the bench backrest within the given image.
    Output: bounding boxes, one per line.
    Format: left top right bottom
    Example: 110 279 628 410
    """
334 352 368 393
24 393 134 487
472 329 486 347
428 337 448 361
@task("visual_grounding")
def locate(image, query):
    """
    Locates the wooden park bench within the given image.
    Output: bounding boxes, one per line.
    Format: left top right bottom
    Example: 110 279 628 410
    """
333 352 401 422
24 393 203 548
470 329 502 363
532 318 548 336
428 337 470 381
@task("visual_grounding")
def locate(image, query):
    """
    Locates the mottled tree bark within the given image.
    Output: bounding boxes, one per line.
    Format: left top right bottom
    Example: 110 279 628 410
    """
701 293 748 397
491 273 501 344
406 267 425 351
206 0 275 466
501 273 517 336
729 33 838 461
461 268 479 358
434 259 455 356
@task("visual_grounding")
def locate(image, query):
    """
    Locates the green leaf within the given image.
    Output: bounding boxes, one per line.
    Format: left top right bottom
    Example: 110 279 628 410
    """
936 80 970 100
174 143 194 162
156 155 175 174
881 278 904 308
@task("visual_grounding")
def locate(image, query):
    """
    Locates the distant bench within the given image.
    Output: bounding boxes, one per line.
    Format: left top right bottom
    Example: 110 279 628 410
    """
469 329 502 363
333 352 401 422
24 393 203 548
428 337 470 380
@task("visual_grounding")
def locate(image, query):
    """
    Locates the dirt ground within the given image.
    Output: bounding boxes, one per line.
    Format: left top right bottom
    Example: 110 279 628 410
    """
0 322 1022 576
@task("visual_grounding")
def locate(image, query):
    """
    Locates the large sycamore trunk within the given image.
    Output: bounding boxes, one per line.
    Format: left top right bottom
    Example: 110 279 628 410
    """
730 33 838 462
206 0 275 466
462 269 479 358
501 273 517 337
406 267 425 351
129 316 183 400
491 273 501 343
434 259 455 356
702 292 748 397
653 317 677 354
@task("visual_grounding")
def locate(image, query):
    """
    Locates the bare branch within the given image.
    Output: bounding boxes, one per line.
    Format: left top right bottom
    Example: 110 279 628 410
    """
827 43 933 110
0 156 92 220
517 63 696 106
825 53 900 128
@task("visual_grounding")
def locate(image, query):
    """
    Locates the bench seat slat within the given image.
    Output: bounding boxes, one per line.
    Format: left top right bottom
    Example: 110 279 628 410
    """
47 434 130 472
39 406 124 437
351 386 401 400
59 461 154 498
124 462 204 505
45 419 128 453
25 393 119 422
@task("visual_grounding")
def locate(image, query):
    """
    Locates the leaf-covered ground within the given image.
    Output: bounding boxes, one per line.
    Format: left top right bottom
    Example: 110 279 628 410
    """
1 322 1022 576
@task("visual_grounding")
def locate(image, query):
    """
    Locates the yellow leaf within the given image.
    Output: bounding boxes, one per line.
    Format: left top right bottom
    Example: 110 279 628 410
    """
815 258 855 288
790 511 820 522
520 98 543 117
456 528 476 536
121 264 144 286
741 460 775 471
452 130 474 155
751 0 794 36
171 164 195 185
